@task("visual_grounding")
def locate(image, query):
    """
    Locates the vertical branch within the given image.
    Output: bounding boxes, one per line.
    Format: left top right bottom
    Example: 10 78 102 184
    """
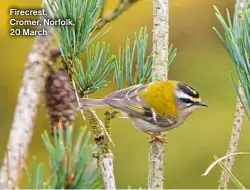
218 1 245 189
218 85 245 189
98 153 115 190
152 0 169 81
0 13 54 189
88 111 116 190
148 0 169 189
148 138 166 189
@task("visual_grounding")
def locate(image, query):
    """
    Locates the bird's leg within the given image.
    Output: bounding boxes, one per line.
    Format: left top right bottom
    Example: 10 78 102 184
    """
146 132 168 143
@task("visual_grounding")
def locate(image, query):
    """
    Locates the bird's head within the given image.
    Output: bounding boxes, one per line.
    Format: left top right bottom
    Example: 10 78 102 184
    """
171 81 209 118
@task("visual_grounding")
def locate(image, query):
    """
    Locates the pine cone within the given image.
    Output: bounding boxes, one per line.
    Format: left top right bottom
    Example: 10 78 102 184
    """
45 67 77 134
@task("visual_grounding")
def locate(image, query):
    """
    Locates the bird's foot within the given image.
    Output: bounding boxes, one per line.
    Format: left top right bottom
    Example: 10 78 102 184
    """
146 132 168 143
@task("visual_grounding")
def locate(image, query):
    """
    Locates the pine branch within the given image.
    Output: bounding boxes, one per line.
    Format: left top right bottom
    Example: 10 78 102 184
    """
88 110 116 189
24 126 103 189
218 84 245 189
112 3 173 190
98 110 116 189
113 27 176 90
214 0 249 189
114 27 157 89
50 0 142 61
0 1 55 188
151 0 169 82
45 1 117 188
148 0 169 189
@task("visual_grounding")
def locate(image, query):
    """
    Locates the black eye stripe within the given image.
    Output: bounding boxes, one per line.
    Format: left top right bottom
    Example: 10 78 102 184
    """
180 98 194 104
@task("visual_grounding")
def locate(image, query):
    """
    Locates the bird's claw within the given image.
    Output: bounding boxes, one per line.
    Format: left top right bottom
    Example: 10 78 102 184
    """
147 132 168 143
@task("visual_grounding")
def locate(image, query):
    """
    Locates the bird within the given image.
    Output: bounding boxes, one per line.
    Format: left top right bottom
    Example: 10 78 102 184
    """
80 80 208 141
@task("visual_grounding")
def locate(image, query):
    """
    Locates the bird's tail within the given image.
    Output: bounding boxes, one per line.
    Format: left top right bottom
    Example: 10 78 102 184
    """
80 98 109 109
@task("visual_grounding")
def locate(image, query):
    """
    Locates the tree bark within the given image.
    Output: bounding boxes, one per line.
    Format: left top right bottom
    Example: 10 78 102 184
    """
148 0 169 189
0 9 53 188
218 85 245 189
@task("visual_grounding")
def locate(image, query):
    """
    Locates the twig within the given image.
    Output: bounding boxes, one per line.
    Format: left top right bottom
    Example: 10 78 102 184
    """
203 155 247 189
148 0 169 189
218 84 245 189
215 155 246 190
0 2 55 188
218 0 246 188
73 77 115 155
97 0 141 29
89 109 115 147
72 80 86 120
203 152 250 177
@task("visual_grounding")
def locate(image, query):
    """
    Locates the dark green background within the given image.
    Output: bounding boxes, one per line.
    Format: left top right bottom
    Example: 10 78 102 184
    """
0 0 250 188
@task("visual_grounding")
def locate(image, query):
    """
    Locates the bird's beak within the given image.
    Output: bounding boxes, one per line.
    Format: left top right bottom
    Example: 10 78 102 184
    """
198 101 209 107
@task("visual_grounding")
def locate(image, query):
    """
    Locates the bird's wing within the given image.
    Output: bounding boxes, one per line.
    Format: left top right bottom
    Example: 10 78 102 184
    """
103 84 176 128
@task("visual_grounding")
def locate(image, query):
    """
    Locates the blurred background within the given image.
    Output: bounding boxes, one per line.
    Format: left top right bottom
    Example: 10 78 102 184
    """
1 0 250 188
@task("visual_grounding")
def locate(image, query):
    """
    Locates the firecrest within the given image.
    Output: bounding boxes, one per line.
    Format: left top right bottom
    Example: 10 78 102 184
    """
80 80 208 134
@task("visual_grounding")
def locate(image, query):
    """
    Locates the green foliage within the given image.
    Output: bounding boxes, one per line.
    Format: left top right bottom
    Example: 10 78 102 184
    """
213 0 250 117
45 0 115 96
114 27 177 89
45 0 105 59
114 27 152 89
24 126 102 189
24 157 45 189
74 42 116 96
168 44 178 67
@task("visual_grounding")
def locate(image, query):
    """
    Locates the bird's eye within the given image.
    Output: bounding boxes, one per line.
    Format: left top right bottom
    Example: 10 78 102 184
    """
180 98 193 104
